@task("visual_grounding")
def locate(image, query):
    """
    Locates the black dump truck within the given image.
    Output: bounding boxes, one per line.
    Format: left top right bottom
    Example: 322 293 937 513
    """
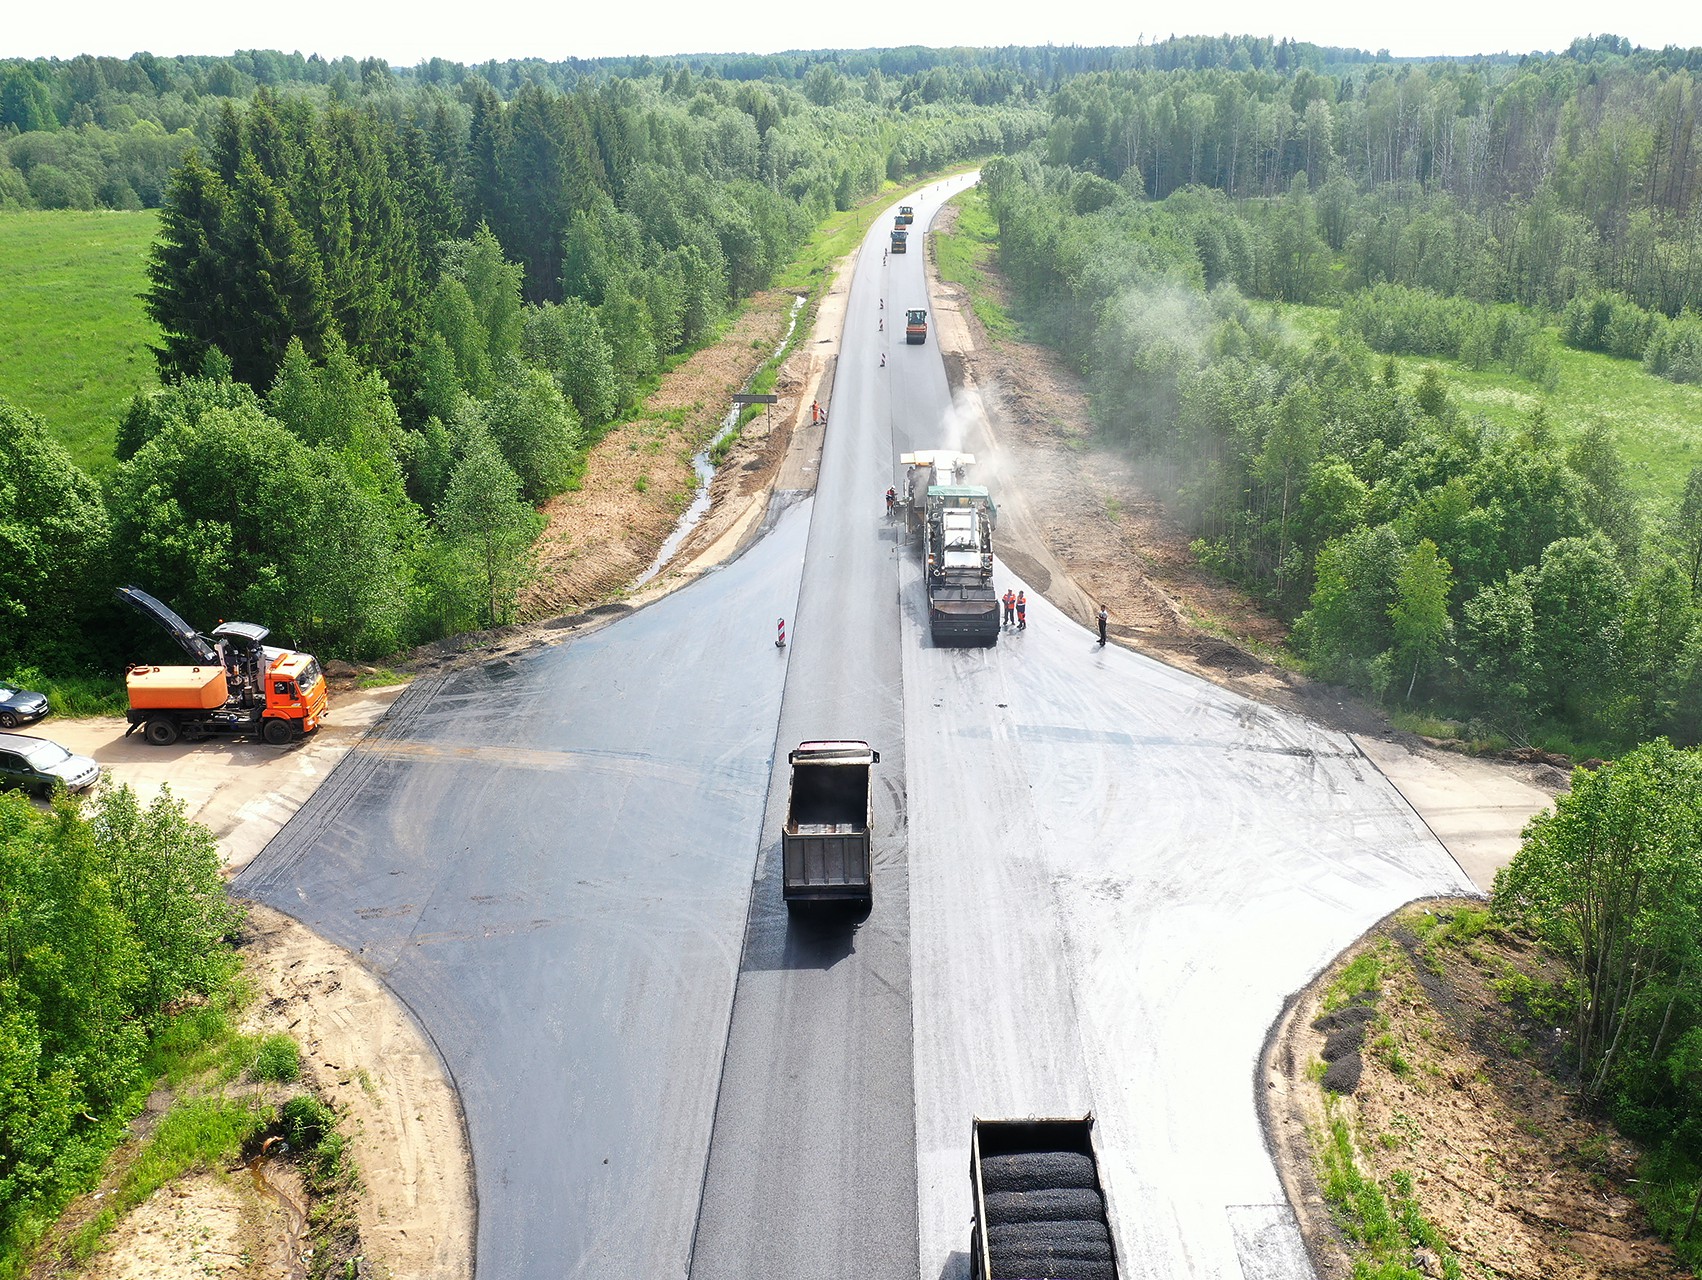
781 741 879 908
969 1116 1119 1280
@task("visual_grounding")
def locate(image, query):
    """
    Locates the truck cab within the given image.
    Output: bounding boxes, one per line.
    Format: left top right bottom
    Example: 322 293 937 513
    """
266 650 328 735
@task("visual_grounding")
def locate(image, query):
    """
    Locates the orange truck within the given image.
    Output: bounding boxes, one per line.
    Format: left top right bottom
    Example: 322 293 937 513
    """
116 586 328 746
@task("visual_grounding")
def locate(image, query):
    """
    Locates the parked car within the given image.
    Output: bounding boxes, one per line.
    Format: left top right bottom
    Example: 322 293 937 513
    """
0 733 99 797
0 680 49 729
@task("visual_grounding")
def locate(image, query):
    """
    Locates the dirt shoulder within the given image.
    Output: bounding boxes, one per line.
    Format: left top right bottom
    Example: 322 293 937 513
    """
1266 904 1689 1280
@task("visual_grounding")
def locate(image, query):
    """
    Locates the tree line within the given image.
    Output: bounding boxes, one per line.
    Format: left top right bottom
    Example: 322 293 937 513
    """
1 73 1041 676
1494 739 1702 1255
1043 48 1702 320
980 153 1702 750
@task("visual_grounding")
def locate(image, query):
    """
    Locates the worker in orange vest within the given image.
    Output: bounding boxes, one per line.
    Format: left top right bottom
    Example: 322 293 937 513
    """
1002 589 1016 627
1015 591 1027 629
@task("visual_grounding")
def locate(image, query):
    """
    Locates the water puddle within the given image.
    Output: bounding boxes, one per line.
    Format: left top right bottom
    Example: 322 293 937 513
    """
633 294 806 587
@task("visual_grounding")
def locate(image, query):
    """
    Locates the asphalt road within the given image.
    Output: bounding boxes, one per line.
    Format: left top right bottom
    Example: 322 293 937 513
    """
687 174 981 1279
240 173 1473 1280
236 500 811 1280
901 576 1475 1279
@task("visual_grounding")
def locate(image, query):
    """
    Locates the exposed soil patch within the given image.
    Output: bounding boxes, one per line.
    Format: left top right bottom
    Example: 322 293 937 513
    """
30 901 472 1280
236 904 474 1280
520 289 805 620
70 1170 306 1280
1267 904 1688 1280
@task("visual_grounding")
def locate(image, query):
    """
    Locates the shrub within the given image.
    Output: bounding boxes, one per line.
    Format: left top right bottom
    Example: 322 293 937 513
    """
250 1034 302 1083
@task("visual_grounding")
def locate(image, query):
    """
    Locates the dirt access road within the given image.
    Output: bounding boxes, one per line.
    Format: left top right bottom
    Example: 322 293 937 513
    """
45 180 1562 1279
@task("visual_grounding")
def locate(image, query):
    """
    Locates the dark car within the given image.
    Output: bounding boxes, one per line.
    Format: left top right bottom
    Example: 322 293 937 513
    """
0 733 100 797
0 680 49 729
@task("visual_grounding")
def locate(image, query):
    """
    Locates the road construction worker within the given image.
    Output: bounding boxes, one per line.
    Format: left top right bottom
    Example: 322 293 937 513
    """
1003 589 1016 627
886 487 897 517
1097 605 1109 646
1015 592 1027 629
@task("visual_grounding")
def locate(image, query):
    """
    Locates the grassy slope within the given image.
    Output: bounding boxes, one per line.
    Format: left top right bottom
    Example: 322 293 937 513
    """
1272 302 1702 504
932 185 1018 340
0 210 160 476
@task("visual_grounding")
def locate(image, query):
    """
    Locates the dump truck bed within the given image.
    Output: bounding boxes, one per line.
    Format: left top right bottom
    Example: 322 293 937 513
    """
782 741 878 905
970 1117 1118 1280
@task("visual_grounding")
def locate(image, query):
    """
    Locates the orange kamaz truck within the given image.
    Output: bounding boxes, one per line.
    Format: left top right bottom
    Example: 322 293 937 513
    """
116 586 328 746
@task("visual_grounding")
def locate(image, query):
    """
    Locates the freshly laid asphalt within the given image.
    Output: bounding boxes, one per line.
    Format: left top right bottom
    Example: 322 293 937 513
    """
236 499 811 1279
238 174 1473 1280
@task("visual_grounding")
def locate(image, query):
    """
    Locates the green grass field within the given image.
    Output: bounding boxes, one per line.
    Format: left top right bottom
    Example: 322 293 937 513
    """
934 185 1019 341
0 210 161 475
1268 302 1702 505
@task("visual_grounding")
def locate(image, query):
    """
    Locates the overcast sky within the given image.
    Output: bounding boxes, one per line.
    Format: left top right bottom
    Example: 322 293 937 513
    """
5 0 1698 65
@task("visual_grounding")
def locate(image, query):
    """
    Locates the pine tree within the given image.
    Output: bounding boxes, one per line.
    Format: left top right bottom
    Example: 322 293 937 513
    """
222 157 332 387
145 154 234 381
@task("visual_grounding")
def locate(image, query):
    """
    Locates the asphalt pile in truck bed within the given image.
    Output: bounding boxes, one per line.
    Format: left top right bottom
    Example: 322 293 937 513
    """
980 1152 1115 1280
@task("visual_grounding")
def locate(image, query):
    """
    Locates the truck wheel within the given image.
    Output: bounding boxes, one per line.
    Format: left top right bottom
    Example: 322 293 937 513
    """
144 717 179 746
261 718 294 746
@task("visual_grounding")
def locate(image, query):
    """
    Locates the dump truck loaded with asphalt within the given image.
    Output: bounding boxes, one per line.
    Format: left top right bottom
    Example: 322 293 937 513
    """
116 585 328 746
969 1117 1120 1280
